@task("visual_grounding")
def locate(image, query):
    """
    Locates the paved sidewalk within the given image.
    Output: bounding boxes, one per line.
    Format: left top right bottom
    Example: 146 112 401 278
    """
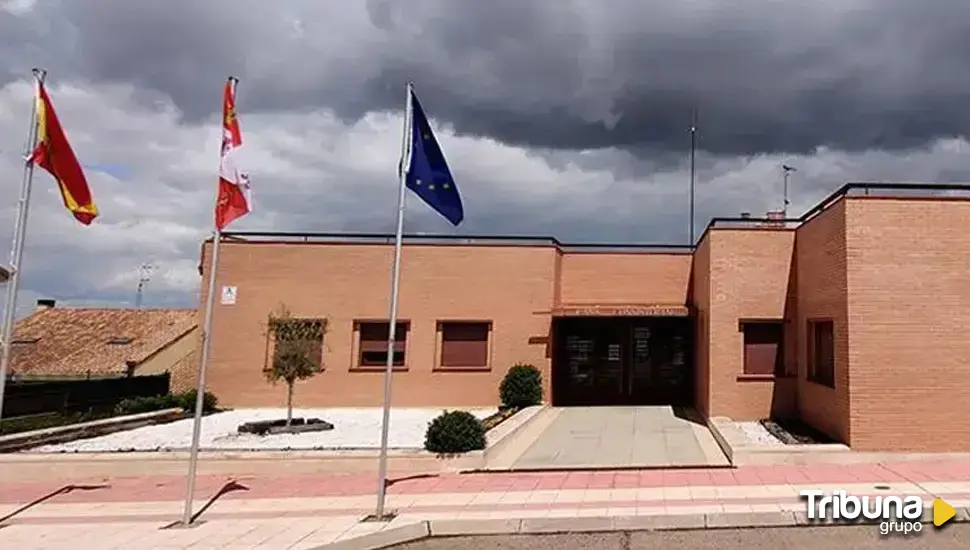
0 459 968 549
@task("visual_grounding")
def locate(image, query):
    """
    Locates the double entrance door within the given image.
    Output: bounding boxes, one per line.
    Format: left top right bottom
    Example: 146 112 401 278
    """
553 316 692 406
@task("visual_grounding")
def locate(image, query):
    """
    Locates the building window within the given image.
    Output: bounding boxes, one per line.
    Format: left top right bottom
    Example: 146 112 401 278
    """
808 319 835 387
438 321 491 369
740 320 784 376
356 321 409 368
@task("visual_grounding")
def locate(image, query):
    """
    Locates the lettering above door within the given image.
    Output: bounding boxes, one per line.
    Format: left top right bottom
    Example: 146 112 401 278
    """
555 304 690 317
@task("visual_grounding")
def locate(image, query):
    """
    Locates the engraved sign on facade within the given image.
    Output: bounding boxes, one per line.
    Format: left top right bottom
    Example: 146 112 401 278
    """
557 305 690 317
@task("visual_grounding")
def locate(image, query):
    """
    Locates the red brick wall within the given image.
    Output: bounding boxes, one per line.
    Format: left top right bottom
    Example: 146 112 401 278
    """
691 238 711 417
559 252 692 305
845 197 970 451
794 201 850 443
704 229 797 420
200 242 558 408
199 243 695 408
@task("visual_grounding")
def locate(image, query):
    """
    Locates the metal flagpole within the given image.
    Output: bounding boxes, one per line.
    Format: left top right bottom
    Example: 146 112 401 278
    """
0 68 45 423
374 81 413 520
180 77 237 527
179 229 221 526
688 107 697 246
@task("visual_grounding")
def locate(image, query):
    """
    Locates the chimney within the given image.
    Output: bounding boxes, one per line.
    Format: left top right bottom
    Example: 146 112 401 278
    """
762 210 786 228
36 299 56 310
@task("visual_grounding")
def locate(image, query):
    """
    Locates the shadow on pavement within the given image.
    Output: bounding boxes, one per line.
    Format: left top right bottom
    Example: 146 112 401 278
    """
187 479 249 524
0 483 110 526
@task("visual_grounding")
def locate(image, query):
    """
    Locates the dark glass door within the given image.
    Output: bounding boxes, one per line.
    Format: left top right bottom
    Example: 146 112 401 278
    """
553 316 693 407
556 318 625 405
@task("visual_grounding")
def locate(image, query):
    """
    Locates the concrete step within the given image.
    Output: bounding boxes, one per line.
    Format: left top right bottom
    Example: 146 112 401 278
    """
482 407 562 470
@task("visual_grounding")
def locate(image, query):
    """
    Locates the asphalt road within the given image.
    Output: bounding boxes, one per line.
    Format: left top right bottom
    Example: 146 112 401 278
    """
389 524 970 549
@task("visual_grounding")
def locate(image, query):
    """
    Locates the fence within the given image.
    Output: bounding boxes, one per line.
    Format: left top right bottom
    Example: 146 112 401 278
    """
1 373 171 418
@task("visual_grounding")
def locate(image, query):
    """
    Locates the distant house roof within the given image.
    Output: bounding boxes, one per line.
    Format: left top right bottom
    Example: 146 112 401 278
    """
0 266 8 283
10 305 198 378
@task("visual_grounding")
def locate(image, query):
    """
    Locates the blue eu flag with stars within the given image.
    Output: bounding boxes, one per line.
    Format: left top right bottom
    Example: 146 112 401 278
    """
402 88 464 226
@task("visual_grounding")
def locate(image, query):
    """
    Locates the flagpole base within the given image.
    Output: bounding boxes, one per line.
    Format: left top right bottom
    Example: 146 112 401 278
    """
361 512 398 523
161 519 208 530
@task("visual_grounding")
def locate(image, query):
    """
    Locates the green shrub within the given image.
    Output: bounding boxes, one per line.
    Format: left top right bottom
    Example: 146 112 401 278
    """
424 410 486 454
172 388 219 413
499 363 543 408
114 394 175 415
114 389 219 416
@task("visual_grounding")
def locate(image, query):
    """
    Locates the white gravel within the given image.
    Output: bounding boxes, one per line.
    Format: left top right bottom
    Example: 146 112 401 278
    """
736 421 786 447
26 408 497 453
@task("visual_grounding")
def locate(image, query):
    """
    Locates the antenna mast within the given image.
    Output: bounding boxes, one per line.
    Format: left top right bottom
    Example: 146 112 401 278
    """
135 262 155 308
782 164 797 217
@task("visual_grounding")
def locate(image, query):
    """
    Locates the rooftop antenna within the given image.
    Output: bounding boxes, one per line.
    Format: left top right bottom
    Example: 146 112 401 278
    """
688 107 698 246
782 165 796 217
135 262 155 308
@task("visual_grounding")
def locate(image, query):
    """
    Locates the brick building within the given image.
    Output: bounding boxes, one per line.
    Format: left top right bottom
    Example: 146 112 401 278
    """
197 183 970 452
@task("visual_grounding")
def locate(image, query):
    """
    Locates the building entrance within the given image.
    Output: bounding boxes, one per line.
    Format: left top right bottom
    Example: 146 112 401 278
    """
552 316 693 406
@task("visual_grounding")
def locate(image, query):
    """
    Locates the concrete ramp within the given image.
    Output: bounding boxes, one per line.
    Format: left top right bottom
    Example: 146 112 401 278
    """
485 406 729 471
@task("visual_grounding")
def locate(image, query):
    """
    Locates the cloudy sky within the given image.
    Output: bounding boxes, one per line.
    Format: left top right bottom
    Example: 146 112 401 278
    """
1 0 970 317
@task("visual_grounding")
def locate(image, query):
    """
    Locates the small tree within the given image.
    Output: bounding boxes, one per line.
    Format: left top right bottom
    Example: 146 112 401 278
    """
265 305 327 425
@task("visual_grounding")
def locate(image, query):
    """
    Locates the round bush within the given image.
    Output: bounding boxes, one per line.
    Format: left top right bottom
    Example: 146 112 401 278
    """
499 364 543 408
173 389 219 413
424 410 487 454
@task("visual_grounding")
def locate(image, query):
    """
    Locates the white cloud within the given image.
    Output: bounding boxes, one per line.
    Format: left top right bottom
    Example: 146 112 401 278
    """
0 76 969 314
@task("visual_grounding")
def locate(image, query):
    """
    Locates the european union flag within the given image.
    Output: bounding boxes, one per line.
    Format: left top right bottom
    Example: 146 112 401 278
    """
402 88 464 226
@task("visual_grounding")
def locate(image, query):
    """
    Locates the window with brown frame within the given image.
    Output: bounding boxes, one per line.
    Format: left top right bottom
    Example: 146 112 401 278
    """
740 320 784 376
808 319 835 387
356 321 409 368
438 321 491 369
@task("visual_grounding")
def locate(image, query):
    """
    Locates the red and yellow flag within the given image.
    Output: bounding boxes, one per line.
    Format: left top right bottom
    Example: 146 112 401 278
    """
29 81 98 225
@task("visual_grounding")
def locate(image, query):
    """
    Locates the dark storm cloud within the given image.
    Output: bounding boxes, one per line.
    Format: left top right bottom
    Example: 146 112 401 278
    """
7 0 970 156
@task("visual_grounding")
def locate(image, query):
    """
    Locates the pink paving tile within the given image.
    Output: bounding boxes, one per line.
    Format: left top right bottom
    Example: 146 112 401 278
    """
707 471 739 486
613 473 641 488
561 472 592 490
683 472 713 485
637 471 665 486
730 471 761 485
534 475 567 490
660 471 693 486
587 473 616 488
753 470 790 485
507 479 541 491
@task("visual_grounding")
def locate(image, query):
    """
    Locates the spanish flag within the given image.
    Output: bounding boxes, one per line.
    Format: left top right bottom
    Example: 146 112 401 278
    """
29 81 98 225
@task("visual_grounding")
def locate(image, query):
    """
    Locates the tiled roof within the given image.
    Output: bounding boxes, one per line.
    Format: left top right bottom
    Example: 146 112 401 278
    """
10 307 198 377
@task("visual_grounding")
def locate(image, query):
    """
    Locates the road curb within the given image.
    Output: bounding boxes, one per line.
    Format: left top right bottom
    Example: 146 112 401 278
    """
310 507 970 549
